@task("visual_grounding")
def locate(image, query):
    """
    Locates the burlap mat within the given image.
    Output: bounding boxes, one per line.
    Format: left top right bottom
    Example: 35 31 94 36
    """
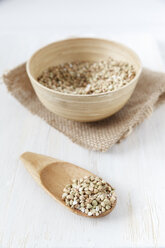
3 63 165 151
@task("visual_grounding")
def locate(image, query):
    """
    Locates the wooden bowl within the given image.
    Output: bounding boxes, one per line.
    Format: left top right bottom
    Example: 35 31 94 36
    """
26 38 142 122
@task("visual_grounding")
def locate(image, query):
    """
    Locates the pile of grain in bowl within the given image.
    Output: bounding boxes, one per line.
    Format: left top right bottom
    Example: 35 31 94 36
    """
37 57 136 95
62 175 116 217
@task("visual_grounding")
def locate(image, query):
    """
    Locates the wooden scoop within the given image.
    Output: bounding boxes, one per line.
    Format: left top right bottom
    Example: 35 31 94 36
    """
20 152 116 218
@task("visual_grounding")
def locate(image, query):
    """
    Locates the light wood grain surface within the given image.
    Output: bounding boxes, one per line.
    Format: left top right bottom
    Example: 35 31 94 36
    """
0 33 165 248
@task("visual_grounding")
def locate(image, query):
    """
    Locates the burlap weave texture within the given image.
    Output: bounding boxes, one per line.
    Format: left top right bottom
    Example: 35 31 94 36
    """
3 63 165 151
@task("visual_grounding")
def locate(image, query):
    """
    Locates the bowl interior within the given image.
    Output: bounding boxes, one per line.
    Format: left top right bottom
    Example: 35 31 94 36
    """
28 38 141 83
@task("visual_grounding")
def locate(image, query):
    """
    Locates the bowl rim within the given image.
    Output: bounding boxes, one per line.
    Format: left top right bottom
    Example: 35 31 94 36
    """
26 37 142 97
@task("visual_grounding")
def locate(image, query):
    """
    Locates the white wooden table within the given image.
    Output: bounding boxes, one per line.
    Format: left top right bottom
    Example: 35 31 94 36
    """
0 32 165 248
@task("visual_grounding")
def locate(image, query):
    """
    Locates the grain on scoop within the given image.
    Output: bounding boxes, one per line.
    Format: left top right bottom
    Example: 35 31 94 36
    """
62 176 117 217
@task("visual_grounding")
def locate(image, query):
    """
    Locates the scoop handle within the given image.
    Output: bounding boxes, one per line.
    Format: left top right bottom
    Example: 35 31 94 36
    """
20 152 60 178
